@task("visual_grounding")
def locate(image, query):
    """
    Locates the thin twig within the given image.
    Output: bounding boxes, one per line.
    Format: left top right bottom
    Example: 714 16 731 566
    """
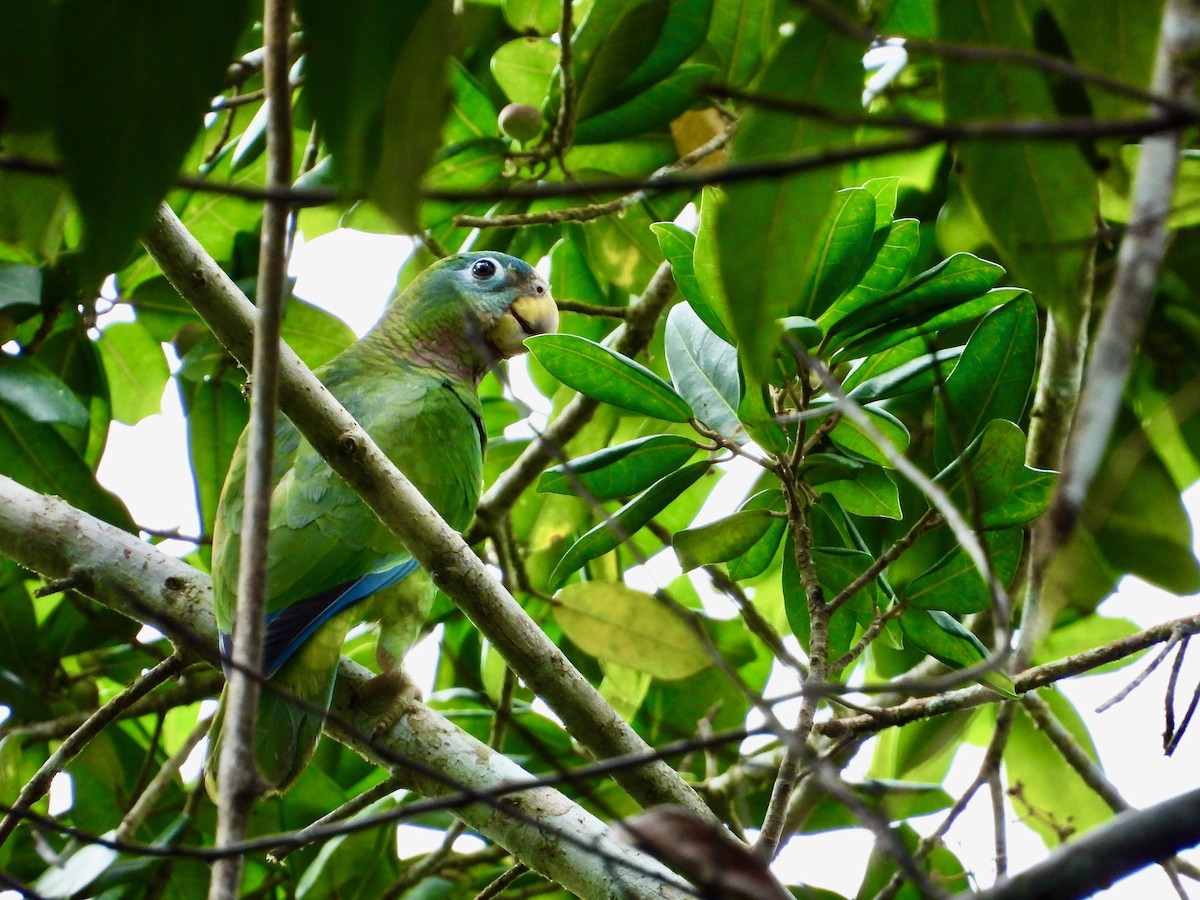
209 1 292 894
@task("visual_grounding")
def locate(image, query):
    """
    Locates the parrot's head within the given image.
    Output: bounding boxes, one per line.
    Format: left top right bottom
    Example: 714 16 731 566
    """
384 251 559 376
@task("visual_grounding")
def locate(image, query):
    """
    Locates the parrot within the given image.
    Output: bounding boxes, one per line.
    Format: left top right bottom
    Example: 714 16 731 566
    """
203 251 558 797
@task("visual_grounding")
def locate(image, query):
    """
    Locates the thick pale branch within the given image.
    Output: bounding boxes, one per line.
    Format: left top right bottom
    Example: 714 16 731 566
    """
139 204 711 821
0 474 688 899
1039 0 1200 561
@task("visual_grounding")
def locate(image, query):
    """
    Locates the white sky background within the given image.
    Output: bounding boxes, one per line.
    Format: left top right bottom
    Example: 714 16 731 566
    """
53 228 1200 896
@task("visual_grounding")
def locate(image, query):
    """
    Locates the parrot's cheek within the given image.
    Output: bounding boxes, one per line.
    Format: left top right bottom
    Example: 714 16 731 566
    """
489 293 559 357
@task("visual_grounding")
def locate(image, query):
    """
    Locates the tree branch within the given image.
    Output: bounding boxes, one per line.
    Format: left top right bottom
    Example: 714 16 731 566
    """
963 786 1200 900
1036 0 1200 566
0 474 690 899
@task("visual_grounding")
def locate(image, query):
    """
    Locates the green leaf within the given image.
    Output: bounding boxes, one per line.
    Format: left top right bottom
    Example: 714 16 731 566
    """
847 347 965 404
900 609 1017 697
934 419 1056 528
817 465 901 520
0 355 88 428
549 460 710 587
1032 615 1144 674
664 303 742 441
281 297 357 369
52 0 250 280
863 176 900 228
784 540 878 661
185 377 248 536
526 333 693 422
826 404 911 468
707 0 776 88
796 187 878 318
573 0 671 118
939 0 1098 326
0 264 42 314
0 406 134 531
691 187 736 345
717 6 864 378
491 37 560 108
674 508 778 570
538 434 698 499
823 252 1006 351
554 582 712 679
574 64 715 144
653 221 737 342
1087 425 1200 595
1007 687 1113 845
840 286 1029 363
297 0 453 230
98 322 169 425
726 490 788 580
819 218 921 331
503 0 561 35
901 530 1023 614
934 294 1038 467
857 823 970 898
801 780 954 833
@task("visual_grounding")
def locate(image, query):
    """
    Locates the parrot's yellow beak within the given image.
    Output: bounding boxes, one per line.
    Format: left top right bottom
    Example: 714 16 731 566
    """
490 292 559 358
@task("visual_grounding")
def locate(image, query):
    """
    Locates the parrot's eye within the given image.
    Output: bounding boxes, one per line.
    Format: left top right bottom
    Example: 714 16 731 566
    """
471 259 498 280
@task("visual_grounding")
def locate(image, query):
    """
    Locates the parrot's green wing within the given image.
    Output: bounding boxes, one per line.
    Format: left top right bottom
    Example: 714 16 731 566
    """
204 251 558 797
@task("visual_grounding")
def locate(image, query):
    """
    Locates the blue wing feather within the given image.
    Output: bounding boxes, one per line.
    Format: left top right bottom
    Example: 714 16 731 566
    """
217 557 422 678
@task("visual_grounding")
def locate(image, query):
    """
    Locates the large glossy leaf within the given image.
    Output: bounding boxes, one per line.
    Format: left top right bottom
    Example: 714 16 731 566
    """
934 293 1038 467
185 377 248 536
934 419 1056 529
691 187 736 345
726 490 788 580
0 264 42 315
784 541 877 661
280 297 357 369
0 355 88 427
664 303 742 442
549 460 710 587
296 0 452 230
52 0 250 280
901 529 1023 614
98 322 169 425
1007 688 1112 845
822 253 1005 352
674 508 778 570
801 780 954 833
575 64 716 144
538 434 699 499
816 465 901 520
707 0 776 88
526 333 693 422
796 187 877 319
717 5 863 378
899 609 1017 697
939 0 1098 326
847 346 965 404
554 582 713 679
491 37 559 108
0 406 134 531
820 218 921 329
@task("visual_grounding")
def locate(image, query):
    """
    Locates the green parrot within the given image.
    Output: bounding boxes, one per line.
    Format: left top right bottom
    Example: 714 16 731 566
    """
204 252 557 797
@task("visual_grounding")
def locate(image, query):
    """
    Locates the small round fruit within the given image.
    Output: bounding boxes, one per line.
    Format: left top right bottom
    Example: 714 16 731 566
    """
498 103 544 143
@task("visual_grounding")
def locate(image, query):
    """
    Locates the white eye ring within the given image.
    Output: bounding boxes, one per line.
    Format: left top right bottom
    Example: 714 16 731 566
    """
471 258 498 279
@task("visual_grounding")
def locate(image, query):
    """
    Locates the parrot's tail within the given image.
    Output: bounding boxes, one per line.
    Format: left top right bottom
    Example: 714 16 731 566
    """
203 665 337 800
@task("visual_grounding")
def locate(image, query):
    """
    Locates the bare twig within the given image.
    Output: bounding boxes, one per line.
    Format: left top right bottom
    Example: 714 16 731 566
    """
209 2 292 893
